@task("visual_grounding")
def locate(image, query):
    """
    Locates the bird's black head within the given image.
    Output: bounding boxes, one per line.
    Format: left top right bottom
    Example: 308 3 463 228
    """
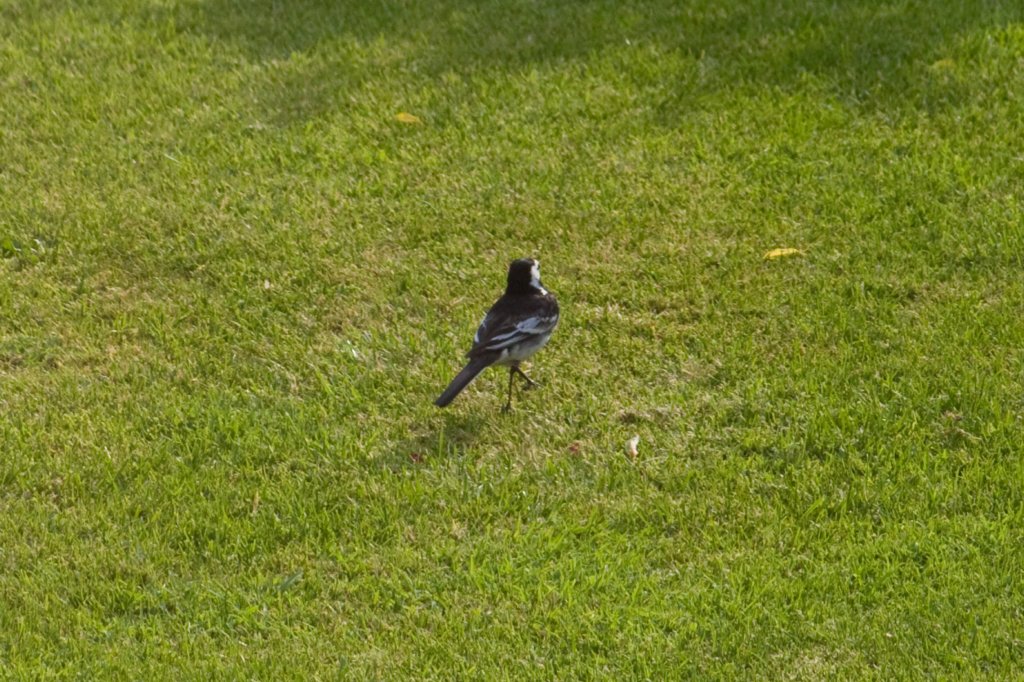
506 258 544 295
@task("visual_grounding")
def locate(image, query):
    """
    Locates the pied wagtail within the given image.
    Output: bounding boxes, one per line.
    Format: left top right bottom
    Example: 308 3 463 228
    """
435 258 560 411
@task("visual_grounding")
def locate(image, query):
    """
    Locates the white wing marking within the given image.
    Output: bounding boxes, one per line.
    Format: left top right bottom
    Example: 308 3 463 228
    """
488 316 541 341
483 316 555 350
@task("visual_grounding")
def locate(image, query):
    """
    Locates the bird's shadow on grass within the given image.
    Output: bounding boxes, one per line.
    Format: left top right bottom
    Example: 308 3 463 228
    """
382 410 490 471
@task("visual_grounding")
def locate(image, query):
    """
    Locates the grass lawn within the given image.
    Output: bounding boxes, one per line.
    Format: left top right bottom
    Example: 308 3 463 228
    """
3 0 1024 677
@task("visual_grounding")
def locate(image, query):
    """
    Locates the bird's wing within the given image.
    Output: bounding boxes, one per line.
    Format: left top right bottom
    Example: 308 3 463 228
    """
470 308 558 356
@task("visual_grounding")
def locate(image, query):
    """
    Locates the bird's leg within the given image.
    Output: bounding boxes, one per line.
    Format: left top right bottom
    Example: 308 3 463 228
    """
502 366 515 413
513 365 538 390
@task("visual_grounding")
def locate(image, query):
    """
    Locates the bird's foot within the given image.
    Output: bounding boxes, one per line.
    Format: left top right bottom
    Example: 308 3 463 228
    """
513 367 539 390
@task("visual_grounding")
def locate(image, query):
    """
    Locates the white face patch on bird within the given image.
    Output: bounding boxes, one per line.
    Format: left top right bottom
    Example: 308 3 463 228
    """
529 261 546 293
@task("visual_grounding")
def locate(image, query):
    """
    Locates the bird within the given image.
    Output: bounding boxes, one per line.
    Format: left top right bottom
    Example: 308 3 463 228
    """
435 258 559 411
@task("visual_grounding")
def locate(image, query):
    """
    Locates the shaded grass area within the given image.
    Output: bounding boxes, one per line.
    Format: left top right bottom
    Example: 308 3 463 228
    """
2 0 1024 677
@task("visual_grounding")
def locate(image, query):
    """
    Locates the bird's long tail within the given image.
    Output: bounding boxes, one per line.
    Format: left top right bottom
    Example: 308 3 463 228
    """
435 356 492 407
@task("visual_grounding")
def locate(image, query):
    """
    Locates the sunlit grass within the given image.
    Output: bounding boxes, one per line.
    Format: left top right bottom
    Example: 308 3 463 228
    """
2 0 1023 677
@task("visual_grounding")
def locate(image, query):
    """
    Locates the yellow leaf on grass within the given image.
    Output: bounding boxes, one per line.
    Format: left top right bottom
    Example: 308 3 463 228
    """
395 112 422 124
930 58 956 72
763 247 804 260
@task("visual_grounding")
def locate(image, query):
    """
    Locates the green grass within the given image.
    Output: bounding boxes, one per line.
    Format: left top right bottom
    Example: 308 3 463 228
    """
3 0 1024 677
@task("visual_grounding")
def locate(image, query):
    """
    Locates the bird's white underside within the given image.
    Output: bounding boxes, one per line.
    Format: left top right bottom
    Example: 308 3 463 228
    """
494 331 553 365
